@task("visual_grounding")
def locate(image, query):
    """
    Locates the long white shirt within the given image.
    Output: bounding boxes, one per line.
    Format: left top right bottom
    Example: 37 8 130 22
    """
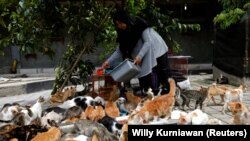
107 27 168 78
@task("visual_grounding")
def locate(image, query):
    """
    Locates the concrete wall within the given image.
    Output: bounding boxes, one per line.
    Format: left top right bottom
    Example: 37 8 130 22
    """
0 24 215 74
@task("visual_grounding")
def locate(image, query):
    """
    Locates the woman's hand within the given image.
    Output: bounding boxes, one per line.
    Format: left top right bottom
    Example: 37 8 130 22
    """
134 56 142 65
102 61 110 69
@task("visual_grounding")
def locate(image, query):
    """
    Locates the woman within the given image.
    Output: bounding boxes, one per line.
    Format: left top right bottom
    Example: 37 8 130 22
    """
102 10 172 94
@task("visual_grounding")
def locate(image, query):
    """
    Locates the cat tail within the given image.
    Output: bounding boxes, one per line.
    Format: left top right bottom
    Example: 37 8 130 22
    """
168 78 176 97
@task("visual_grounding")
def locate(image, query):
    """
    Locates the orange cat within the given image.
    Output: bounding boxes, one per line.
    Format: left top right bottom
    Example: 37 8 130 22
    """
228 101 250 124
125 90 142 105
31 127 61 141
85 105 105 121
205 84 230 106
128 78 176 124
108 84 120 102
105 101 120 118
119 123 128 141
50 86 77 104
64 86 77 100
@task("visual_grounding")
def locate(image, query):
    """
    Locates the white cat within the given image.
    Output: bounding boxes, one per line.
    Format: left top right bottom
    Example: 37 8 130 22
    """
178 109 208 125
177 77 192 90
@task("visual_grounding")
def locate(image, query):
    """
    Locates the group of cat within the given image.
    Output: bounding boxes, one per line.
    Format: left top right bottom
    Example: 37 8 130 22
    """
177 77 249 125
0 76 249 141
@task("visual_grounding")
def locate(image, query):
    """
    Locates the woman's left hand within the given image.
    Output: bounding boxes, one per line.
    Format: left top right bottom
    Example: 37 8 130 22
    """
134 56 142 65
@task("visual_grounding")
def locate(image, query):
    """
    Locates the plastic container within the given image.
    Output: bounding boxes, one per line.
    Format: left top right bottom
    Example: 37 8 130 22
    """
109 59 141 82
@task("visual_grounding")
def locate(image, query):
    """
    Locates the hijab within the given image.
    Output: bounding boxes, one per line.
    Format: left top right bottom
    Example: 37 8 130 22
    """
113 10 149 59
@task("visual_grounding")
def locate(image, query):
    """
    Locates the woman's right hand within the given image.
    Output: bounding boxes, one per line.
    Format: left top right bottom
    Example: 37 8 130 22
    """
102 61 110 69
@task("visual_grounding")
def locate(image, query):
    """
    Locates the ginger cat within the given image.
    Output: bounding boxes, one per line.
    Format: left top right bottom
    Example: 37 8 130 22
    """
125 90 142 105
105 101 120 118
31 127 61 141
120 123 128 141
228 101 250 125
85 105 105 121
50 86 77 104
128 78 176 124
205 84 230 106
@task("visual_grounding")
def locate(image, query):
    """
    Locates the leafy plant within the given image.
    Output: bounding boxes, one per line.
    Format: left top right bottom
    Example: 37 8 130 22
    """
214 0 250 29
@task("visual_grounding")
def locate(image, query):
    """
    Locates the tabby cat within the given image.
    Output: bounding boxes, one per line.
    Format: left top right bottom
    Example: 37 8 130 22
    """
180 86 208 110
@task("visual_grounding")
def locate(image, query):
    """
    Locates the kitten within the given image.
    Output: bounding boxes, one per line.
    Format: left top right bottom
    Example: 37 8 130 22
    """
128 78 176 124
30 127 61 141
180 86 208 110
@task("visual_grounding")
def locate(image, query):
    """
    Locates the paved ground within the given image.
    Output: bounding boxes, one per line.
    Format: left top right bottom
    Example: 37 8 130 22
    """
0 73 249 125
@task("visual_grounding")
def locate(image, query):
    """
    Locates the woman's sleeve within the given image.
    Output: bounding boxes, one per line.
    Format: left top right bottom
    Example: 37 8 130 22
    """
137 28 151 59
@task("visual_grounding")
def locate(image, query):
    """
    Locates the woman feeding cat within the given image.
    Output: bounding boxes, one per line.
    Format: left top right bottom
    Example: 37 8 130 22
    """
102 9 172 95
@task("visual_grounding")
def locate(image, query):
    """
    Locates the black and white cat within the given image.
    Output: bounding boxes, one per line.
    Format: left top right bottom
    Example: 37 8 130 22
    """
58 96 94 110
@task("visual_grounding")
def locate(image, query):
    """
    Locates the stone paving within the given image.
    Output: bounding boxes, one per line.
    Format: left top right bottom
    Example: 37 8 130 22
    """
186 73 250 124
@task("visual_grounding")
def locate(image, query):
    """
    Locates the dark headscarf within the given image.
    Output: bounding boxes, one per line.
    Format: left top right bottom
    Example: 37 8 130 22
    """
113 10 149 59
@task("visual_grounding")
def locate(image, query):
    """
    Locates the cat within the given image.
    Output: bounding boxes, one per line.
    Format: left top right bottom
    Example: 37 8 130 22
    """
41 110 64 128
98 115 123 136
127 78 176 124
119 123 128 141
85 105 105 121
180 86 208 110
17 96 45 125
29 96 45 121
221 84 247 114
205 83 230 106
74 119 119 141
227 101 250 124
104 101 120 118
178 109 209 125
0 124 47 141
50 86 77 104
177 77 192 90
216 74 229 84
58 96 94 110
0 103 21 121
30 127 61 141
125 91 142 105
115 97 137 116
